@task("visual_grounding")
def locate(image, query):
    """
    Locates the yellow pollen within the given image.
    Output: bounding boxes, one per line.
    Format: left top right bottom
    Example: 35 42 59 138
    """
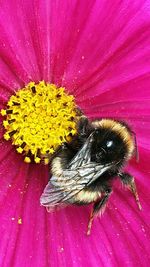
18 218 22 224
1 81 78 164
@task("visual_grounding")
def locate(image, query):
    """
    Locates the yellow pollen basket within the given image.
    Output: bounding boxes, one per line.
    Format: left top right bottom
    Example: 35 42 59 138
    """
1 81 78 164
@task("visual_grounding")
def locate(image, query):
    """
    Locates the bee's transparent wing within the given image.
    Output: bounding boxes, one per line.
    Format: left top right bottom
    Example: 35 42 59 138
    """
40 163 112 207
67 133 94 169
40 179 66 206
40 134 112 207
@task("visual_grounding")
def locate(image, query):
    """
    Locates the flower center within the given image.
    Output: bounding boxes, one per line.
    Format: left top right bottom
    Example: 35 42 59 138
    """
1 81 78 164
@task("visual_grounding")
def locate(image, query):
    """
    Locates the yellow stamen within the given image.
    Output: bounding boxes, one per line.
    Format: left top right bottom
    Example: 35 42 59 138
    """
1 109 7 116
24 157 31 163
17 147 23 153
1 81 78 164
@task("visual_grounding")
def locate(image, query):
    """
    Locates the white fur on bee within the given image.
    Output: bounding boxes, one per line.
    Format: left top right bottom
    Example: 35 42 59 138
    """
51 157 63 176
72 189 101 204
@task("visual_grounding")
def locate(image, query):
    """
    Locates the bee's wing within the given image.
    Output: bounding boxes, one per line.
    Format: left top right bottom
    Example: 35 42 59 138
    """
40 134 94 207
68 133 94 169
40 162 112 207
40 179 66 206
40 133 113 207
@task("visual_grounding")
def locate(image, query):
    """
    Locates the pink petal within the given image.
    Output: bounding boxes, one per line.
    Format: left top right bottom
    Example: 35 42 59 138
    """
50 1 150 99
0 0 52 93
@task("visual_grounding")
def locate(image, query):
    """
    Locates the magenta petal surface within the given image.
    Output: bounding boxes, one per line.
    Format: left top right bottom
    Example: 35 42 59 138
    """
0 1 150 267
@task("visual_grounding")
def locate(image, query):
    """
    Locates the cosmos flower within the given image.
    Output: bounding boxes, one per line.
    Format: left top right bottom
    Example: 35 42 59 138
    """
0 0 150 266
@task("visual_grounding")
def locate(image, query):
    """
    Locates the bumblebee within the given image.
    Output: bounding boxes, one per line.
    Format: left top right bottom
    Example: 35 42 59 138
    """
40 116 141 235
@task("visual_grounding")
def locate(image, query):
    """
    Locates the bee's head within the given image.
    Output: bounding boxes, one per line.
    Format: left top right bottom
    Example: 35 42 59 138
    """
91 119 135 166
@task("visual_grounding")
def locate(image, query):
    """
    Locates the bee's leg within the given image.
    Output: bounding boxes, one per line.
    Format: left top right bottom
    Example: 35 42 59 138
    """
87 188 112 236
118 172 142 210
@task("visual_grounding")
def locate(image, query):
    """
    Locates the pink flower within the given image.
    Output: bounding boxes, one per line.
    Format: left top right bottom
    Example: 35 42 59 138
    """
0 1 150 266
